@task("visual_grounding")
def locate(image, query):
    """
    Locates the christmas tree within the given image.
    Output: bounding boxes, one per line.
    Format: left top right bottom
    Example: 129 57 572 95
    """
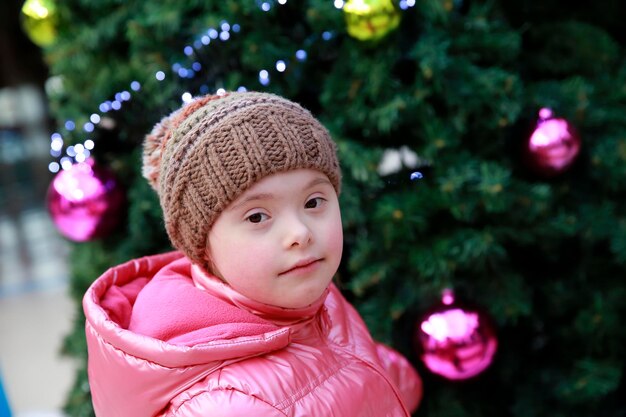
43 1 626 415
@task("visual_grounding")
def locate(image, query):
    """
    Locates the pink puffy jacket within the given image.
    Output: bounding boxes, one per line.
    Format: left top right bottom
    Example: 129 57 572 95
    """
83 251 422 416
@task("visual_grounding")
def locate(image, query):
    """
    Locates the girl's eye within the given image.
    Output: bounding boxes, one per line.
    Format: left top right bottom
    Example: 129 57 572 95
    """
305 197 325 209
246 212 269 223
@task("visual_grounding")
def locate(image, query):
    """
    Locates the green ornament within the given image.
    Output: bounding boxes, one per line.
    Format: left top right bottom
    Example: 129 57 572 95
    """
344 0 401 41
21 0 58 47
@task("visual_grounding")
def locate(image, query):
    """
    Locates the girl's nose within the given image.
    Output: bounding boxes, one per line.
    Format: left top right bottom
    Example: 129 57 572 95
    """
283 215 313 249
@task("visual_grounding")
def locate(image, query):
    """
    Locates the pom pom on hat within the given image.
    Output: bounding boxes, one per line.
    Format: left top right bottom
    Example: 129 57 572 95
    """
143 94 229 190
142 91 341 268
143 113 174 191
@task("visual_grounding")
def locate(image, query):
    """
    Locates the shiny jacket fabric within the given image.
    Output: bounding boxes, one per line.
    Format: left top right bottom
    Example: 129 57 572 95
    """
83 251 422 416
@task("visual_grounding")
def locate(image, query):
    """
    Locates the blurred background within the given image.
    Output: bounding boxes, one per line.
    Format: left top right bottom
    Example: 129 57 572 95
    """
0 0 74 415
1 0 626 416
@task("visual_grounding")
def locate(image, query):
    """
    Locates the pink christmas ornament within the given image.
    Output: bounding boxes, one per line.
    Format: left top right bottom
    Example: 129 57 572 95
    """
523 108 581 177
47 159 125 241
415 290 498 380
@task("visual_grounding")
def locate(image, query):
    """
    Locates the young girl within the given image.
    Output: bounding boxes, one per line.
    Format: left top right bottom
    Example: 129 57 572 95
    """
83 92 422 416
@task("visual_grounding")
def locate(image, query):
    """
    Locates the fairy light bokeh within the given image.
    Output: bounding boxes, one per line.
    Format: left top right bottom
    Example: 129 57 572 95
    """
48 1 416 172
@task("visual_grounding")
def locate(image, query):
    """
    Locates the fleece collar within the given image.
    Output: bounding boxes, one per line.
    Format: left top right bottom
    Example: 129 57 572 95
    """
191 264 329 327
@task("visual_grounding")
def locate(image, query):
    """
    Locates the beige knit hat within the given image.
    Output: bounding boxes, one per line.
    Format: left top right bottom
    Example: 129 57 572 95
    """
142 91 341 266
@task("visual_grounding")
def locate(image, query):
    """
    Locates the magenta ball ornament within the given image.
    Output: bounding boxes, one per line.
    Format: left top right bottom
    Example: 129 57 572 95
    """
523 108 582 177
47 159 125 241
415 290 498 381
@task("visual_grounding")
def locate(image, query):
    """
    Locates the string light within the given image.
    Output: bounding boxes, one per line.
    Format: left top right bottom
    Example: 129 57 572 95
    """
259 69 270 86
48 5 414 172
73 143 88 163
51 141 63 151
48 17 284 170
50 132 63 158
50 134 63 151
295 50 307 61
60 157 72 170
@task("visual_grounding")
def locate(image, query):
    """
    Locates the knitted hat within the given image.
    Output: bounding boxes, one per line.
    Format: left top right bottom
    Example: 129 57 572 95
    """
142 91 341 267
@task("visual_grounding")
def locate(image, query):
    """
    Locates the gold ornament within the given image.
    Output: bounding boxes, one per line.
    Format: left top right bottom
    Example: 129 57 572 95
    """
344 0 401 41
21 0 57 47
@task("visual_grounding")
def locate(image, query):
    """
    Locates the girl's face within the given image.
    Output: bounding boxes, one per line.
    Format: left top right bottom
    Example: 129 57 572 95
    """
206 169 343 309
